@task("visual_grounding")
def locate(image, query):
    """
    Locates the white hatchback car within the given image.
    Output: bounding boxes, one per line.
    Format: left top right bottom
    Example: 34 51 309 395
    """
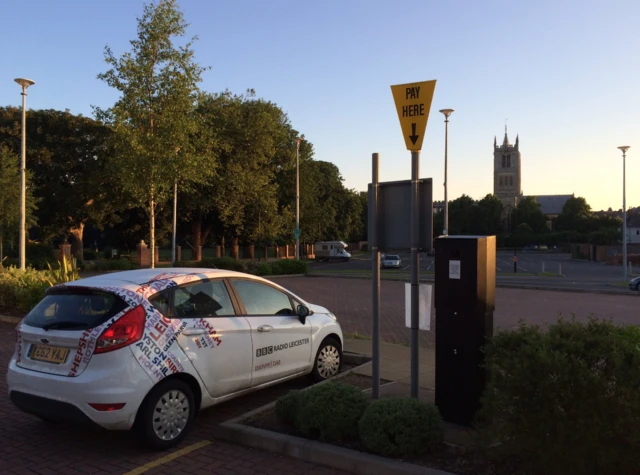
6 268 343 449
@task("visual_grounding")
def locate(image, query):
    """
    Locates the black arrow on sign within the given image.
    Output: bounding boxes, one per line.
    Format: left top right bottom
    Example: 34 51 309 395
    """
409 123 419 145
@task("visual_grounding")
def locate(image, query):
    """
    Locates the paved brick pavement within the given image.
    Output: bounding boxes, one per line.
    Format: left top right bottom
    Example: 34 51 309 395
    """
277 276 639 346
0 322 349 475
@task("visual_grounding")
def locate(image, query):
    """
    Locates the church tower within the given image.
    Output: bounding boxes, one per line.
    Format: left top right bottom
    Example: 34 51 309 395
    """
493 127 522 211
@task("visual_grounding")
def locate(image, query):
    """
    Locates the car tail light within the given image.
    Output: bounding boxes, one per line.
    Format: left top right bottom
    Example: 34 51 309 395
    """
94 305 145 354
89 403 126 411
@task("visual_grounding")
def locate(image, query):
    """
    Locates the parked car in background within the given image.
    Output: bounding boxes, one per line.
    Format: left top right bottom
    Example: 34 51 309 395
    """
629 275 640 294
7 268 343 450
381 254 402 269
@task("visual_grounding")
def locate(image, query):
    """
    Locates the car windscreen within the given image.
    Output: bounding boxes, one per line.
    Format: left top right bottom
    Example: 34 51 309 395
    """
22 288 129 331
386 255 400 260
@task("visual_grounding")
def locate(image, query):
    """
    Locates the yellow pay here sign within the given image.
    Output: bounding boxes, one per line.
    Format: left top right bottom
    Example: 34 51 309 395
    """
390 80 436 151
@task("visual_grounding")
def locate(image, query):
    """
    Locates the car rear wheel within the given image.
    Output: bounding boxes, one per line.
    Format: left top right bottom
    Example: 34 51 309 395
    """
137 379 195 450
311 337 342 382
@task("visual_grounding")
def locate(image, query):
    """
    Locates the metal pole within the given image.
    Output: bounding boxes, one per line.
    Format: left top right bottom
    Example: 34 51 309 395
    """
513 196 517 273
410 150 420 398
295 139 300 260
19 87 27 270
443 118 449 235
172 180 177 266
371 153 380 399
623 149 627 283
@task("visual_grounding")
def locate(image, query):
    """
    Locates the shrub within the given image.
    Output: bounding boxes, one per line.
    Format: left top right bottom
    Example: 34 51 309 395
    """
275 390 302 425
295 381 369 442
92 259 136 271
202 257 245 272
83 249 98 261
0 267 50 315
255 262 272 276
358 398 444 457
478 316 640 475
27 242 55 262
269 259 307 275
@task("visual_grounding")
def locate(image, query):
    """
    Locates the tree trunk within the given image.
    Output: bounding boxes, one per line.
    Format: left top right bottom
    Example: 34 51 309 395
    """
0 232 3 265
201 224 213 246
191 213 202 250
150 196 155 269
69 223 85 261
231 236 239 259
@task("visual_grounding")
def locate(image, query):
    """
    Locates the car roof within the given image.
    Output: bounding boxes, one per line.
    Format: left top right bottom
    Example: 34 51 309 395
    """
64 268 250 288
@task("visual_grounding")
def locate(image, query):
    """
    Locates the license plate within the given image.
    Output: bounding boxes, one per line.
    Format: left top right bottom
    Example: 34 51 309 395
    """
29 344 69 364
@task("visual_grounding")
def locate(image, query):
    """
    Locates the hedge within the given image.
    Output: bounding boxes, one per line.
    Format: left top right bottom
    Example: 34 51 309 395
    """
478 317 640 475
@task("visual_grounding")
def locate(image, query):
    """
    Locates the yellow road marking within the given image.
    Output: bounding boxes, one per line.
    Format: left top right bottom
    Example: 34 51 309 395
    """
123 440 211 475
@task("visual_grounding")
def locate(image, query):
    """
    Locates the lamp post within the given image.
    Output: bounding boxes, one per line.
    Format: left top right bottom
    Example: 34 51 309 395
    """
439 109 454 235
293 135 305 260
618 146 630 283
14 78 35 270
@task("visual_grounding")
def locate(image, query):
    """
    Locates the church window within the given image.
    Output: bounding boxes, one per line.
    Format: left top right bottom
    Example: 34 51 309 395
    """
509 176 513 186
499 176 503 186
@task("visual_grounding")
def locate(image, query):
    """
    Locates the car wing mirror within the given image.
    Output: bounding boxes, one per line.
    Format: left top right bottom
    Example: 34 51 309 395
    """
296 304 310 324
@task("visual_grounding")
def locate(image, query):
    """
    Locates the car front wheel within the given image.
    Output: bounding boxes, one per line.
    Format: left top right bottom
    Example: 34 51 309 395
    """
311 337 343 382
137 379 195 450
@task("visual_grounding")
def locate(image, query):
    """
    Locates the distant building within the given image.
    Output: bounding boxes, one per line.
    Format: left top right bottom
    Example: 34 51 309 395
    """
493 128 573 227
628 215 640 244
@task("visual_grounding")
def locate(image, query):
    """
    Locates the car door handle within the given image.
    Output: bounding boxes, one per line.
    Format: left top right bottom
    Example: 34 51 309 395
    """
182 328 207 336
257 325 273 333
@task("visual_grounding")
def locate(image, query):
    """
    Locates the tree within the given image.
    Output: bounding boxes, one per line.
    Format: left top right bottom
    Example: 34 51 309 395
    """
515 196 547 234
556 196 591 233
0 146 38 263
448 195 476 235
94 0 211 267
0 108 116 259
476 194 504 236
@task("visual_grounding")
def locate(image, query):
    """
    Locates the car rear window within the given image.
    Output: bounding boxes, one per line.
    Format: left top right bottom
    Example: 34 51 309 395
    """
22 288 129 330
386 255 400 259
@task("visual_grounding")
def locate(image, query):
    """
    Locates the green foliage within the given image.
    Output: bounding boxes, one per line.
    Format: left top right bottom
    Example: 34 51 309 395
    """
91 259 136 271
45 255 80 285
94 0 213 268
83 249 98 260
514 196 547 234
0 145 39 242
556 196 592 232
358 398 444 457
268 259 307 275
295 381 369 442
205 257 245 272
255 262 272 276
275 390 302 425
478 317 640 475
0 267 51 315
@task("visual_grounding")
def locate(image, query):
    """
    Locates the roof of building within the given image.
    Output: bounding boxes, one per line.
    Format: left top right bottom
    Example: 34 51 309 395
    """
524 194 574 215
627 215 640 228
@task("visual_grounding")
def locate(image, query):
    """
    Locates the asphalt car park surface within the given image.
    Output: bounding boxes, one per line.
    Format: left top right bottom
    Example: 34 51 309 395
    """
308 251 636 293
2 275 637 474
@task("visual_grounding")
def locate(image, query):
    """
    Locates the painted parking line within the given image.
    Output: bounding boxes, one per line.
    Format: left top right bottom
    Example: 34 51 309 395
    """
123 440 211 475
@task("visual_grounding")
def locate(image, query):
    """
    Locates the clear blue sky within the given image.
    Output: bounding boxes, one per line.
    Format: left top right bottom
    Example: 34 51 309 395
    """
1 0 638 212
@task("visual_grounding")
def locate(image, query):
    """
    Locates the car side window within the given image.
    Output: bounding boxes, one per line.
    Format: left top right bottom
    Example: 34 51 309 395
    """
172 280 235 318
149 289 173 317
232 280 294 316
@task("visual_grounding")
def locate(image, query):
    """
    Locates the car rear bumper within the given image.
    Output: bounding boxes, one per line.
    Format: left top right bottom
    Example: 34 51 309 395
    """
6 347 154 430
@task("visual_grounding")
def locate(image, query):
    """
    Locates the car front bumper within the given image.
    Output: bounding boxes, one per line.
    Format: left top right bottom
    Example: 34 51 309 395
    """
6 347 154 430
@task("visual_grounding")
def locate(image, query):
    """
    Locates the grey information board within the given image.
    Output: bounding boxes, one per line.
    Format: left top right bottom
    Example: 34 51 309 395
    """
368 178 433 253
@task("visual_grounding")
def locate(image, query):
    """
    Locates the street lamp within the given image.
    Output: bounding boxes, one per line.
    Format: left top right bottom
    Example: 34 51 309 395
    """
14 78 35 270
293 135 305 260
439 109 454 235
618 145 630 283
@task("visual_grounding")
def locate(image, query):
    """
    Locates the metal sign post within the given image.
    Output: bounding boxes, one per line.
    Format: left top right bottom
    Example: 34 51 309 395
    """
390 79 437 398
371 153 380 399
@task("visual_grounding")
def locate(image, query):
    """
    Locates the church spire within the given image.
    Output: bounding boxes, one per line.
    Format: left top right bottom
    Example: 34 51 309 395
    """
503 121 510 146
515 134 519 149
